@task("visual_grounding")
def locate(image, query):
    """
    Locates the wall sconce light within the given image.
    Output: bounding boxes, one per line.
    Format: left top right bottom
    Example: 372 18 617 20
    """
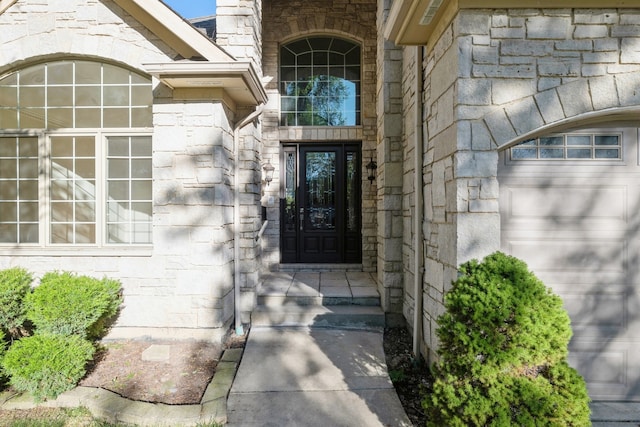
263 160 275 186
366 157 377 183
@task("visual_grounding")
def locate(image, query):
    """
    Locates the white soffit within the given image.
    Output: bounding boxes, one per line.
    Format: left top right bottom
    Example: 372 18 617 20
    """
145 61 268 107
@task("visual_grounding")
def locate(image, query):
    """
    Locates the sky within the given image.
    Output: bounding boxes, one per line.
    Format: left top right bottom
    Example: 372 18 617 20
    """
162 0 216 19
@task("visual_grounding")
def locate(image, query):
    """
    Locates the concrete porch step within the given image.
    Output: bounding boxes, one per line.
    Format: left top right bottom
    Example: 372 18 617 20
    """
251 305 385 329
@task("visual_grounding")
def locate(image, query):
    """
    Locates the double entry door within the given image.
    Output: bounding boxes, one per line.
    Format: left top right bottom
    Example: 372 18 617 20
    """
280 143 362 263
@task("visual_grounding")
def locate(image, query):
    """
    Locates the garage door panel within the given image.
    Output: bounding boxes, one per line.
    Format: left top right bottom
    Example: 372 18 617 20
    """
507 239 627 275
568 342 640 401
498 128 640 401
504 185 627 224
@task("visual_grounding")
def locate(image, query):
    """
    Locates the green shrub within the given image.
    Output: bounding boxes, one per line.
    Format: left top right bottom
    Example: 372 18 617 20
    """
2 333 95 401
25 272 122 339
423 252 591 426
0 267 33 338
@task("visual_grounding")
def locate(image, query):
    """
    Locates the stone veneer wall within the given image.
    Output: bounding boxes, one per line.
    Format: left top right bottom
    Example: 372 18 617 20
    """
376 0 406 316
414 7 640 362
261 0 380 274
216 0 265 323
0 0 239 342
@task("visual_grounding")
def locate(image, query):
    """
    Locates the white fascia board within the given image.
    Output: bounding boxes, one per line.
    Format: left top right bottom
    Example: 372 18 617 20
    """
113 0 234 62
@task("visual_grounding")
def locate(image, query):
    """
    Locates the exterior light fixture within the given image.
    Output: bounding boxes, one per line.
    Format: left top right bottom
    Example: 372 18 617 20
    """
263 160 275 185
366 157 377 183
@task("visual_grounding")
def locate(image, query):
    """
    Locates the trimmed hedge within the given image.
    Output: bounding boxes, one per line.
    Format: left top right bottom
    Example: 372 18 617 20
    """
0 267 33 338
25 272 122 339
423 252 591 426
2 334 95 402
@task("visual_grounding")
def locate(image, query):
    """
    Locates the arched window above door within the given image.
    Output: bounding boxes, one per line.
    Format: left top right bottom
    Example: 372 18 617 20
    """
280 36 361 127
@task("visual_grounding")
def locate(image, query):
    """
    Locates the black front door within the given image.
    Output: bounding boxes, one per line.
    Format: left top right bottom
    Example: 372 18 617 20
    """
281 143 361 263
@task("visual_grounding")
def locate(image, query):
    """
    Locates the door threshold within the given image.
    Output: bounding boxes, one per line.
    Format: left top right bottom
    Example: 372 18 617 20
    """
277 263 363 272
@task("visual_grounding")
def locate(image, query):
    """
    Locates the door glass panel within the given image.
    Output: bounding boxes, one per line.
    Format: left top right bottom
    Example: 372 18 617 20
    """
284 151 296 232
346 151 357 232
306 152 335 230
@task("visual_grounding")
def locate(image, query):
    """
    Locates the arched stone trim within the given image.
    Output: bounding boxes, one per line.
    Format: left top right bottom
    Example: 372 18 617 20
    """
482 72 640 150
0 0 174 75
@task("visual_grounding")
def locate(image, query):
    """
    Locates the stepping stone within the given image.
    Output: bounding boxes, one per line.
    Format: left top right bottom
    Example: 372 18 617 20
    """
141 344 171 362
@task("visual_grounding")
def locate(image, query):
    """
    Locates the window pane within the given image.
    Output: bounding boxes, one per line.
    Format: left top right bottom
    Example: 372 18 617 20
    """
567 135 590 146
0 202 16 220
51 136 73 157
75 201 95 221
131 159 151 178
20 109 45 128
108 181 129 200
75 108 101 127
76 62 101 84
104 86 129 106
131 86 152 105
75 159 95 179
19 202 38 221
47 108 73 128
19 159 37 178
75 180 96 200
108 201 130 221
20 67 45 86
131 202 152 219
567 148 591 158
595 148 619 158
19 181 38 199
19 137 38 157
48 62 73 85
51 201 74 221
76 137 95 157
511 148 537 159
51 159 74 179
20 87 45 108
131 180 151 199
103 108 129 127
0 224 17 242
109 159 129 178
540 136 563 146
0 109 18 128
131 137 152 156
0 86 17 107
595 135 620 146
75 86 101 106
51 223 72 243
48 87 73 107
0 159 16 178
0 180 16 200
103 64 130 84
131 107 152 127
19 223 38 243
75 224 96 244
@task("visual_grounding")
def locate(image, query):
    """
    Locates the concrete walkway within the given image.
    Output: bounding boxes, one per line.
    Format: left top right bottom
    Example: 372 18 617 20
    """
226 326 412 427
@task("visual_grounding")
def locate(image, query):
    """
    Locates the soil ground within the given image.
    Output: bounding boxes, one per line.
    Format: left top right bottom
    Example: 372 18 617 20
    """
0 326 429 425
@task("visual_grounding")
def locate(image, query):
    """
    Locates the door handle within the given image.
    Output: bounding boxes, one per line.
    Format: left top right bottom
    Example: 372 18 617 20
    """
299 207 304 230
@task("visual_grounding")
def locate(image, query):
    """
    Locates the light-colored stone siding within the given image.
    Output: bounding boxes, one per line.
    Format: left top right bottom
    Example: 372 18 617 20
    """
408 7 640 362
0 0 241 342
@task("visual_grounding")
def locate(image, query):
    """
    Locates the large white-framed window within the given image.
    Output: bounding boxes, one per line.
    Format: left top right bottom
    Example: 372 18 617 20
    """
0 60 152 249
280 36 361 126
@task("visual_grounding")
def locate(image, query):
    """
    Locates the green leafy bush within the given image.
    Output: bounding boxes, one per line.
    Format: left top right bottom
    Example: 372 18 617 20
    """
2 333 95 401
25 272 122 339
0 267 33 338
423 252 591 426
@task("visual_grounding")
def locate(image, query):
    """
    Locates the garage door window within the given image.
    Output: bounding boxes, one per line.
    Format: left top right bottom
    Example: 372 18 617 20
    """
511 133 621 160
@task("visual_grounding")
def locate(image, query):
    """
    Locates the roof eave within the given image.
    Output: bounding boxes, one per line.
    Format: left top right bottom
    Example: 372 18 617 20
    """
145 61 268 109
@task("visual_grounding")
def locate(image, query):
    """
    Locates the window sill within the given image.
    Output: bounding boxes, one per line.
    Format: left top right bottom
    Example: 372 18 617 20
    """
0 246 153 257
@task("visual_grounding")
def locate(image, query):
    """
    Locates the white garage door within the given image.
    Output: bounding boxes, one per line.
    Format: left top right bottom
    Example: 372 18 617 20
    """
498 128 640 401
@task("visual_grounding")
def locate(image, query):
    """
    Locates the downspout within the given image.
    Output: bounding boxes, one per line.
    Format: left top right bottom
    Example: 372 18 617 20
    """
233 105 264 336
413 45 425 359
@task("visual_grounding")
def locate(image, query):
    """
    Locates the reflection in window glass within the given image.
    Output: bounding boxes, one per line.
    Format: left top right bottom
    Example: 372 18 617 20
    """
0 60 152 129
280 37 361 126
0 60 153 247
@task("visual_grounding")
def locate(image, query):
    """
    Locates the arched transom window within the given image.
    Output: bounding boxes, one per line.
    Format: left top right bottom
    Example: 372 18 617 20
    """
280 36 361 126
0 60 153 247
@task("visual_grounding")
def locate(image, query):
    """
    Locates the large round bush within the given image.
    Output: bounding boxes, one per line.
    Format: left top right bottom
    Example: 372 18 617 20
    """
2 333 95 401
423 252 591 426
25 272 122 339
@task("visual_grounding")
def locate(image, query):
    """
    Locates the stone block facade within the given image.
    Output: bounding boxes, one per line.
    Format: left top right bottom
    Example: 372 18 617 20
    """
0 0 247 342
402 7 640 362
